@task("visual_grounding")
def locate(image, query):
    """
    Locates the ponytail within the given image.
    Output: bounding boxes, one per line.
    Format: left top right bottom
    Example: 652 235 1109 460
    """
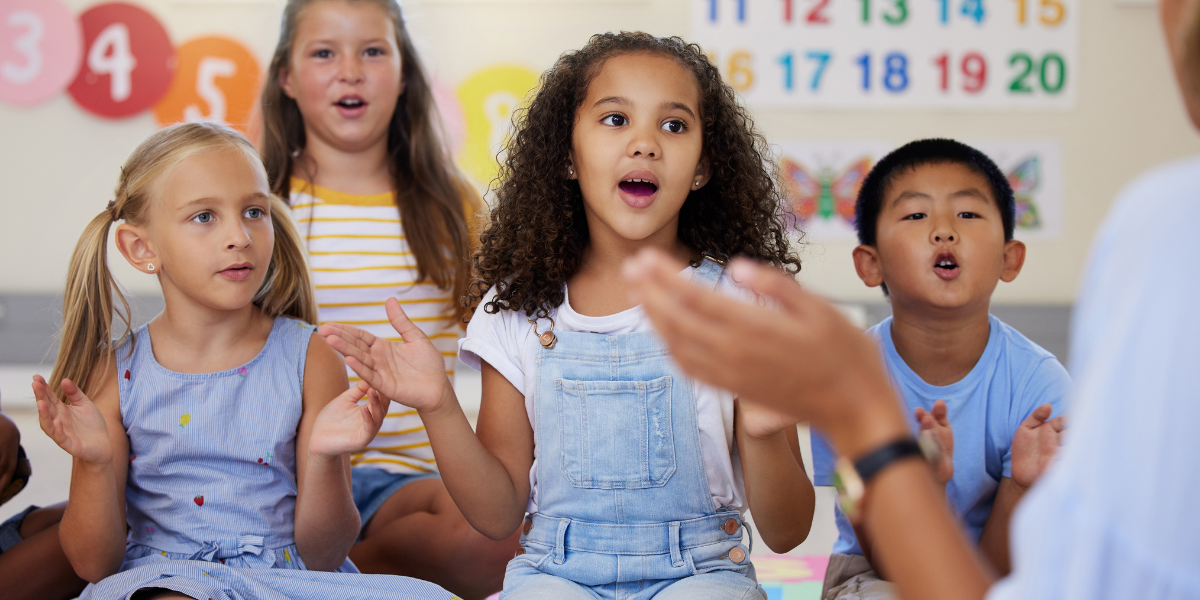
49 208 131 399
254 194 317 325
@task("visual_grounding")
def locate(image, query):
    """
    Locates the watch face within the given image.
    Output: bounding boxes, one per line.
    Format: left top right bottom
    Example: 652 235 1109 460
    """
833 456 865 522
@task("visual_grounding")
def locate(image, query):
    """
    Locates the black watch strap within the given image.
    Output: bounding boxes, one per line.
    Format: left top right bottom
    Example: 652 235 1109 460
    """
854 438 923 484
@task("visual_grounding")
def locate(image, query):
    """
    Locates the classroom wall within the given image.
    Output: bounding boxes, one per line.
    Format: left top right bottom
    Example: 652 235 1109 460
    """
0 0 1195 306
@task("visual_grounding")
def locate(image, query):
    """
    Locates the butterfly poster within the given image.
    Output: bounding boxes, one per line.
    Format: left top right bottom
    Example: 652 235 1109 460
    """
969 141 1063 241
776 141 894 241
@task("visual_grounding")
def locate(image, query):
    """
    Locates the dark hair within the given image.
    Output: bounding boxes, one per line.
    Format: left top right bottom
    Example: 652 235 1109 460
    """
854 138 1015 247
259 0 480 320
467 31 800 319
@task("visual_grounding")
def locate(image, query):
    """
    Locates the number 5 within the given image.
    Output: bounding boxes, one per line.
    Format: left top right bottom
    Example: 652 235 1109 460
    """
1039 0 1064 25
184 57 237 123
2 11 45 85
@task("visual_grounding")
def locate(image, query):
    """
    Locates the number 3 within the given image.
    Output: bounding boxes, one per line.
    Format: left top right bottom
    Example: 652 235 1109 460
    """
1 11 44 85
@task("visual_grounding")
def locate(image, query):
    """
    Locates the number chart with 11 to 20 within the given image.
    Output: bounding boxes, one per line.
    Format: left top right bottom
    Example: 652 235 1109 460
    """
691 0 1078 109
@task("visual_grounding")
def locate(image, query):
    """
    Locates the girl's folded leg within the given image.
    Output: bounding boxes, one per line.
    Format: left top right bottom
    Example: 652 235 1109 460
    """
500 570 597 600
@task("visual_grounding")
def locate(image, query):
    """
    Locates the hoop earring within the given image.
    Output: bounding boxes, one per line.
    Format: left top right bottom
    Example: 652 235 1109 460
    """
147 263 155 272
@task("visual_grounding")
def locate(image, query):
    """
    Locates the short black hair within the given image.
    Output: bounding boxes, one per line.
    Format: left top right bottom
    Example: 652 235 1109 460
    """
854 138 1015 247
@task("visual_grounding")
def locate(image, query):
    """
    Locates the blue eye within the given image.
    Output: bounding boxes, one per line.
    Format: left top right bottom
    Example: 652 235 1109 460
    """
193 212 213 224
245 208 264 219
661 120 686 133
364 47 385 57
601 114 627 127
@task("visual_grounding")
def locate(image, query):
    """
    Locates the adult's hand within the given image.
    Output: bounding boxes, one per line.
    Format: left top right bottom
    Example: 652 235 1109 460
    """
624 249 993 600
623 249 907 458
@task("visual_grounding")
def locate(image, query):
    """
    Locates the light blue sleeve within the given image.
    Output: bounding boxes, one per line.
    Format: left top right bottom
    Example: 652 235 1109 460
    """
1001 356 1071 479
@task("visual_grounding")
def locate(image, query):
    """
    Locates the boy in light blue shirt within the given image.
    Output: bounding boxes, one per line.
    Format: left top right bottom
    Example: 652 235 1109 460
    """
816 139 1070 600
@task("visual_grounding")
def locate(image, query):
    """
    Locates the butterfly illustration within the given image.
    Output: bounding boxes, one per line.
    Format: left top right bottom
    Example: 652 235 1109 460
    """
780 157 872 228
1007 156 1042 230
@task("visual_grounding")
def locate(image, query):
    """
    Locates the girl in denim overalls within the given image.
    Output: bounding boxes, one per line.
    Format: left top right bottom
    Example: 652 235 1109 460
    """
323 33 817 599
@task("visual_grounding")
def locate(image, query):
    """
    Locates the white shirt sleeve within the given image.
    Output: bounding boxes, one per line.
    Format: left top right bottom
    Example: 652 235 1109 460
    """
458 288 530 398
988 157 1200 600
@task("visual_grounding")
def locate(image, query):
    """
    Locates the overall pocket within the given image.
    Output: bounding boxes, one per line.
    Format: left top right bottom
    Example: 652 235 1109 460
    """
556 376 676 489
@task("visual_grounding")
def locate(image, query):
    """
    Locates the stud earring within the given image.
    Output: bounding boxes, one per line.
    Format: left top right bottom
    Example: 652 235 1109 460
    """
693 179 701 188
147 263 155 272
567 167 574 178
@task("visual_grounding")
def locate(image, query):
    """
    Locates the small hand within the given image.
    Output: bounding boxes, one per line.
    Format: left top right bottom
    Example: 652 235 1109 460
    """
0 411 20 496
1010 403 1065 489
308 382 392 458
319 298 453 414
738 397 799 441
915 400 954 485
32 376 112 465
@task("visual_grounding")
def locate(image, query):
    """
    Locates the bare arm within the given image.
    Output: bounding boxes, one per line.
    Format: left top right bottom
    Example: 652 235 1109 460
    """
979 403 1064 575
624 250 993 600
734 399 814 553
320 298 533 540
33 367 128 583
294 335 376 571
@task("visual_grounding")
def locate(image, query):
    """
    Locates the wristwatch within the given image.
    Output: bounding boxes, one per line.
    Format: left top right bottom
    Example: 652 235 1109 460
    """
832 432 940 522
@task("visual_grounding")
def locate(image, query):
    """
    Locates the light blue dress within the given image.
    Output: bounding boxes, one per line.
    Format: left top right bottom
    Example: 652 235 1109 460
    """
501 259 765 600
81 317 454 600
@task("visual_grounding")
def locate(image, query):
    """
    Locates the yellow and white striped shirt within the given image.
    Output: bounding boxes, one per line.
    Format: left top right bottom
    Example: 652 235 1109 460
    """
289 178 459 475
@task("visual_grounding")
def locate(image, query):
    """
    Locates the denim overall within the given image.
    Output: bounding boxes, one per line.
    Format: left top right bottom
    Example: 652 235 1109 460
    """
502 259 764 600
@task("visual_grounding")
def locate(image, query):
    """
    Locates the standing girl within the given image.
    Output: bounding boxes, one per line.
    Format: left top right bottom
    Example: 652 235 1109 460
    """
32 123 452 600
324 32 817 598
258 2 514 595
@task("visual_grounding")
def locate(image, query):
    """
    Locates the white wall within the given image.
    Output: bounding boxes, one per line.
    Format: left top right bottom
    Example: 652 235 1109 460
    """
1 0 1196 303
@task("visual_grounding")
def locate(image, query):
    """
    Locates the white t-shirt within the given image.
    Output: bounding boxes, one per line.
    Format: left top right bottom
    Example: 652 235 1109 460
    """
458 266 747 514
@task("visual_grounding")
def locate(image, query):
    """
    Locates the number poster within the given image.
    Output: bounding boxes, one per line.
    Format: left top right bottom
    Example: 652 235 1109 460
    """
692 0 1079 108
779 140 1062 240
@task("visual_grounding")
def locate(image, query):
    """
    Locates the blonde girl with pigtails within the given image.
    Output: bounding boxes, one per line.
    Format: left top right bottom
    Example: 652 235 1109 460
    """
33 122 453 600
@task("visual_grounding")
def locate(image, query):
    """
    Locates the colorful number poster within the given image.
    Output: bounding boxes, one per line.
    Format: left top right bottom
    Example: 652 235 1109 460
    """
0 0 82 107
455 65 540 188
778 139 1062 240
691 0 1079 109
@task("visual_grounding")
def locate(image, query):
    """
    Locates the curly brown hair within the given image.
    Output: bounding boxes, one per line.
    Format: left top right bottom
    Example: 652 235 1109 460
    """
467 31 801 320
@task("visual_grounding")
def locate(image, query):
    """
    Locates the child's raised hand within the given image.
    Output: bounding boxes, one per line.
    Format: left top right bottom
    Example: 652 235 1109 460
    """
318 298 452 414
32 375 112 465
915 400 954 485
1010 403 1065 490
308 382 391 458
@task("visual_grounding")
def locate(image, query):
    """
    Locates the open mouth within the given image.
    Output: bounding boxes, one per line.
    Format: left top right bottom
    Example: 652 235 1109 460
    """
335 96 366 109
933 252 959 279
618 178 658 197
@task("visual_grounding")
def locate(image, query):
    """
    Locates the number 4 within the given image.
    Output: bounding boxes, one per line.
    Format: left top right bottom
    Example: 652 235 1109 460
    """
88 23 137 103
960 0 985 23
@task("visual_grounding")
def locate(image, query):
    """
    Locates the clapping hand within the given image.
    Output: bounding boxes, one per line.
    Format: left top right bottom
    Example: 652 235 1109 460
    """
308 381 392 458
1010 403 1065 490
32 375 112 465
318 298 454 414
915 400 954 486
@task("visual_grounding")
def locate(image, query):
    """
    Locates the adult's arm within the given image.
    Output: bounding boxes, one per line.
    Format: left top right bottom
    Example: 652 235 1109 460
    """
624 250 993 600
